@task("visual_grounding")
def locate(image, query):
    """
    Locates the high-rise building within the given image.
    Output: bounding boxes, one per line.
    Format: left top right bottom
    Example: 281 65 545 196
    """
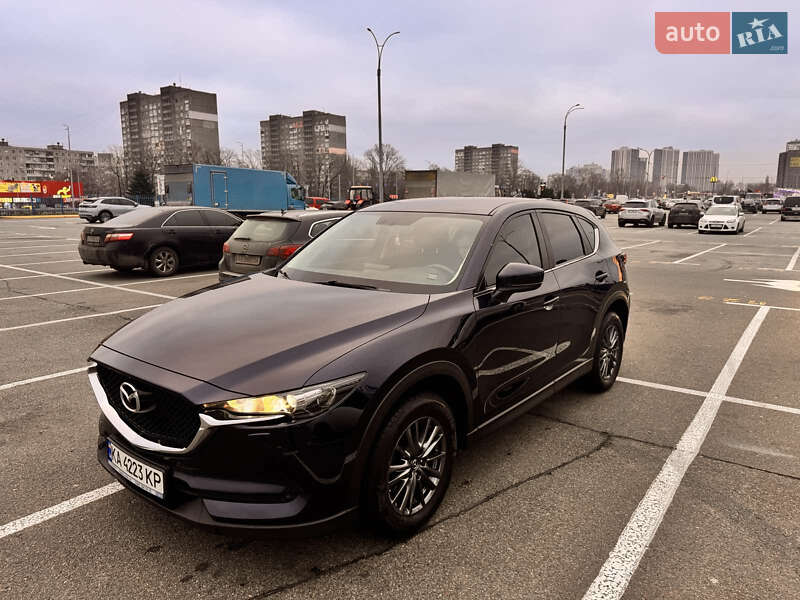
610 147 646 185
454 144 518 193
0 138 111 182
259 110 346 195
120 84 220 174
651 146 680 189
681 150 719 192
776 140 800 189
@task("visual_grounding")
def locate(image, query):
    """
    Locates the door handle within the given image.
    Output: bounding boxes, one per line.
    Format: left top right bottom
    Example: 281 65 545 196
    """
543 295 559 310
595 270 609 282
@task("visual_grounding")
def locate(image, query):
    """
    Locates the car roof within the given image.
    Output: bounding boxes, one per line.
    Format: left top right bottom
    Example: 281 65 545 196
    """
250 209 349 221
358 197 584 216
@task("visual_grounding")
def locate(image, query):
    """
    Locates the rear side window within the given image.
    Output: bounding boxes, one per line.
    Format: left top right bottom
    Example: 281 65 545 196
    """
482 214 542 287
309 218 340 238
575 217 597 254
203 210 242 227
163 210 205 227
232 218 298 242
540 212 584 265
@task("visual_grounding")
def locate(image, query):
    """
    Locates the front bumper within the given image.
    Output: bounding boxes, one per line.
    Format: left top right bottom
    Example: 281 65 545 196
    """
78 244 145 268
698 221 738 232
89 354 366 534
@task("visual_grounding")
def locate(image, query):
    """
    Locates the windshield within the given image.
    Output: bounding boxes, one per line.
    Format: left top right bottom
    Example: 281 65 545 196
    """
233 217 297 242
706 206 737 216
282 211 487 293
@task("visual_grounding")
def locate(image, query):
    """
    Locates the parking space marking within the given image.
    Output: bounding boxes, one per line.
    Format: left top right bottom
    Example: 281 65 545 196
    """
0 286 113 302
0 304 163 332
28 225 57 230
583 306 769 600
0 366 89 391
770 218 780 225
0 269 106 282
725 301 800 312
786 247 800 271
11 259 82 266
672 243 726 264
0 264 176 300
619 240 660 250
724 395 800 417
0 483 122 540
0 250 77 258
617 376 705 399
742 227 762 238
0 244 76 251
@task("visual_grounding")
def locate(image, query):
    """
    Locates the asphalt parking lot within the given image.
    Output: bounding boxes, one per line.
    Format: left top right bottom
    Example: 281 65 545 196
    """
1 211 799 599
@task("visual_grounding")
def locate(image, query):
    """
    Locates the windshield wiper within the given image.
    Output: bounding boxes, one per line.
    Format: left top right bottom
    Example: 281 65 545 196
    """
277 269 290 279
315 279 379 290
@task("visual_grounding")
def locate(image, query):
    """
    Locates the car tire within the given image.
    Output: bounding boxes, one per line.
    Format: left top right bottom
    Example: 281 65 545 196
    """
618 220 625 227
660 216 666 226
98 211 113 223
781 216 786 221
364 392 456 537
668 223 673 228
584 312 625 392
148 246 179 277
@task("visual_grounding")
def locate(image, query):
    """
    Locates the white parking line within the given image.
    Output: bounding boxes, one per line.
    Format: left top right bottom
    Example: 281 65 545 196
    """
0 244 75 251
0 304 163 332
770 218 780 225
785 247 800 271
0 264 175 300
583 306 769 600
0 286 109 302
620 240 660 250
29 225 57 230
0 269 106 282
0 483 123 540
672 243 726 264
725 301 800 313
0 366 89 392
742 227 762 238
0 250 77 258
8 259 82 266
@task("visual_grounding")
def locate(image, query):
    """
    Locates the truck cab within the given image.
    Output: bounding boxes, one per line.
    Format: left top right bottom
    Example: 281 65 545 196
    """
346 186 375 210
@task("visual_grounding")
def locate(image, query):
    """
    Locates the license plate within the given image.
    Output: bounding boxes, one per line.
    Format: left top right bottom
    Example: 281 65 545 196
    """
235 254 261 266
107 440 165 498
86 235 100 244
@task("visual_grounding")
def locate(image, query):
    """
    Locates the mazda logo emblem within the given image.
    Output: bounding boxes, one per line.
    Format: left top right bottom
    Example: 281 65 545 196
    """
119 382 154 413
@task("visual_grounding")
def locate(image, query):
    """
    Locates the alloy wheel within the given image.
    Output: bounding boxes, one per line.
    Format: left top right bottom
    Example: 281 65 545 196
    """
154 250 176 274
598 322 621 381
387 417 447 516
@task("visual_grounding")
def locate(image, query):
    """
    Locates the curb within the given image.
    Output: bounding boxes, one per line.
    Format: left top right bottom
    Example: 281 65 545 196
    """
0 214 79 219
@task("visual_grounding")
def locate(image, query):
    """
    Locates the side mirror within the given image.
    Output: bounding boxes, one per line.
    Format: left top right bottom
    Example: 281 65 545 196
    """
493 262 544 302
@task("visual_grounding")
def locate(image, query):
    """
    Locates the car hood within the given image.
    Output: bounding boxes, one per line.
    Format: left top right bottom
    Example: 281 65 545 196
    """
100 273 429 396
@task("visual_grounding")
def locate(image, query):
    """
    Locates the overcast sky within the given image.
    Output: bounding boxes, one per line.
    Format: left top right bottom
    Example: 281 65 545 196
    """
1 0 796 182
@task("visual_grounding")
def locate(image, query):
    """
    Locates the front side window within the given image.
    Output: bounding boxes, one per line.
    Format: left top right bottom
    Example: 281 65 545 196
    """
539 212 584 265
482 214 541 287
283 211 486 293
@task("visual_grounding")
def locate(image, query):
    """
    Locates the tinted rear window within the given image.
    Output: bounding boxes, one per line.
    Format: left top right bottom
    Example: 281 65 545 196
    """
624 201 646 208
784 197 800 208
233 218 298 242
673 203 699 210
713 196 735 204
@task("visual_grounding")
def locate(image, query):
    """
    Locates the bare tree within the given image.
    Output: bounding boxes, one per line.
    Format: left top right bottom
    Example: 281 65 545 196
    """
219 147 237 167
107 145 127 195
364 144 405 198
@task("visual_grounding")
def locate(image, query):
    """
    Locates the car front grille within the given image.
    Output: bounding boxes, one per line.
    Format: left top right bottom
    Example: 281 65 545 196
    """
97 363 200 449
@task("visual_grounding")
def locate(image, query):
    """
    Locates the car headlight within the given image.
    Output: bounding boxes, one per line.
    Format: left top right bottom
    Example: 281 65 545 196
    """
203 373 366 419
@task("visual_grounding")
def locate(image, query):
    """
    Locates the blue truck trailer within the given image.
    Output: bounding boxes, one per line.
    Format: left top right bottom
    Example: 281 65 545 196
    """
164 164 306 216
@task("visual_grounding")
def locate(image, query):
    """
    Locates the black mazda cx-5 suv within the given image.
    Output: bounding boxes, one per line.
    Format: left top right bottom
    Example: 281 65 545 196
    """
90 197 630 536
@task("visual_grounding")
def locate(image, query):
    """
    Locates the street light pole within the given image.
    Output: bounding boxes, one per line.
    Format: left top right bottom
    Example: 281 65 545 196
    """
63 124 74 201
561 104 583 200
367 28 400 203
236 141 245 165
636 147 653 198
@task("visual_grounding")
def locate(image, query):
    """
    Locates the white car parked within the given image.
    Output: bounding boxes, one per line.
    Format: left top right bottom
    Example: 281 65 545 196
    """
698 205 745 234
618 199 666 227
78 197 145 223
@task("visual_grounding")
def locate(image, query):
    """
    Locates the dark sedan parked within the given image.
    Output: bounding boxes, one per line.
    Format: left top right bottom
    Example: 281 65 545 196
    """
90 197 630 536
79 207 241 276
218 210 348 281
781 196 800 221
668 201 703 228
574 198 607 219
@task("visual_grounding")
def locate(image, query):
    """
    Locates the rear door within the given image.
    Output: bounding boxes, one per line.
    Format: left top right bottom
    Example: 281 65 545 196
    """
210 171 229 208
161 209 215 266
201 210 243 262
538 211 606 375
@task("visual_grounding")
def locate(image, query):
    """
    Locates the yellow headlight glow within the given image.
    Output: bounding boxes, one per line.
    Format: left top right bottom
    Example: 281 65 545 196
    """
222 395 296 415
